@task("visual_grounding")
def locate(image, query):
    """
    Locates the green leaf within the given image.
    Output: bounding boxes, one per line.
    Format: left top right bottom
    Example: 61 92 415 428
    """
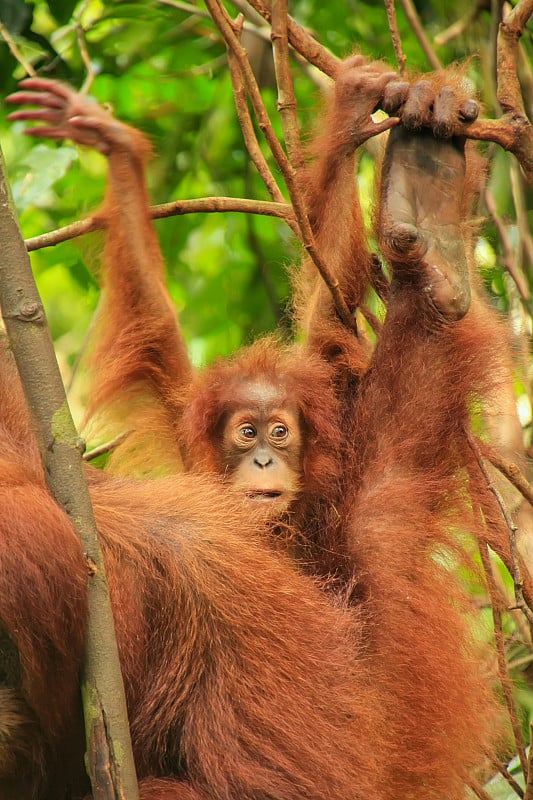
11 144 78 210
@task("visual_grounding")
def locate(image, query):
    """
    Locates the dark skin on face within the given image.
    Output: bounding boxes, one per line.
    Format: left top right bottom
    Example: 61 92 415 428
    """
218 381 302 513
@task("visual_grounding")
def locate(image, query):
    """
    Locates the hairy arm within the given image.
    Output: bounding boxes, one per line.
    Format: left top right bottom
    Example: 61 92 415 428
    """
8 80 192 471
295 57 398 367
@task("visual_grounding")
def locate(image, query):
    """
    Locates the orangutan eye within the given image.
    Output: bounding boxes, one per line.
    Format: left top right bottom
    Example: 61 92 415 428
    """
239 425 256 439
271 424 288 440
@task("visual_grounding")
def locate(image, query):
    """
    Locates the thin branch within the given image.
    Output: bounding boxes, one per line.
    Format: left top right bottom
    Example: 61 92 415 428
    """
508 653 533 670
157 0 213 17
488 754 525 798
466 116 533 182
244 0 342 78
84 431 131 462
479 438 533 510
485 188 530 303
25 197 295 252
509 151 533 290
467 778 500 800
383 0 408 74
474 0 533 182
469 432 533 628
525 717 533 800
205 0 356 330
225 16 298 233
231 0 266 24
156 0 276 44
478 540 529 778
0 20 36 76
497 0 527 106
397 0 442 70
359 304 383 335
434 0 490 46
76 24 96 94
270 0 305 173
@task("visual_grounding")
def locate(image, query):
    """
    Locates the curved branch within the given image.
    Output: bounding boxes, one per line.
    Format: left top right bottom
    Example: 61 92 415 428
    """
466 0 533 182
206 0 356 330
25 197 295 252
244 0 341 77
466 114 533 183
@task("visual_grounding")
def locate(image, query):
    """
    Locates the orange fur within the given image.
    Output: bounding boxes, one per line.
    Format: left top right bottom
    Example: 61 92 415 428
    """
0 341 390 800
1 64 516 799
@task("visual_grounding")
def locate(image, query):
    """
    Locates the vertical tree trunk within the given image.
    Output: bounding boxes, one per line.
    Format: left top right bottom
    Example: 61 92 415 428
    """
0 144 139 800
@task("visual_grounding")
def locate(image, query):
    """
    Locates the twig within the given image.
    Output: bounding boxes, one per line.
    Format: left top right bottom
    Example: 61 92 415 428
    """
479 438 533 511
231 0 266 24
525 718 533 800
489 754 525 797
508 653 533 670
359 303 382 335
226 56 295 221
397 0 442 70
497 0 524 101
76 23 96 94
84 431 131 462
157 0 213 18
468 432 533 628
383 0 408 74
24 197 295 252
478 539 529 778
205 0 356 330
270 0 305 173
156 0 275 43
509 157 533 291
0 20 36 76
244 0 341 78
467 778 501 800
434 0 490 46
477 0 533 183
370 254 391 303
225 17 298 233
485 189 530 303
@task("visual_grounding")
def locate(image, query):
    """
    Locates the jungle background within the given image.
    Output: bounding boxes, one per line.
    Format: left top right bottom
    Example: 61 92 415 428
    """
0 1 532 797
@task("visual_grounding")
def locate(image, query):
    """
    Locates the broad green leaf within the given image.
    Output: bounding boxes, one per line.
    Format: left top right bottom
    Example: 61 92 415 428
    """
12 144 78 210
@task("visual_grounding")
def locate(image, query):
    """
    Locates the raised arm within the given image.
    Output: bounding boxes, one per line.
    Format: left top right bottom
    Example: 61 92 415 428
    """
334 72 512 798
7 79 192 471
295 57 398 364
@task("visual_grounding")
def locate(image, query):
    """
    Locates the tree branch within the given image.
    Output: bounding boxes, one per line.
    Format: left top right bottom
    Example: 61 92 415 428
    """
271 0 306 173
0 139 139 800
244 0 341 77
398 0 442 70
466 0 533 182
206 0 356 330
468 433 533 628
384 0 408 74
477 540 529 778
25 196 295 252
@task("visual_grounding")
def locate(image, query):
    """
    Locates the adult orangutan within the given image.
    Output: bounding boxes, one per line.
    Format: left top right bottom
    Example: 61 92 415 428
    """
1 59 511 798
